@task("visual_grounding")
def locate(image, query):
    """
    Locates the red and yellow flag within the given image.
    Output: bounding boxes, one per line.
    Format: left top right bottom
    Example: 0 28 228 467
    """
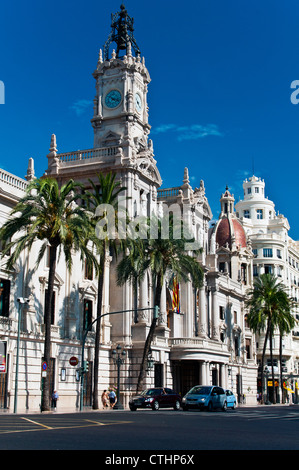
172 276 180 313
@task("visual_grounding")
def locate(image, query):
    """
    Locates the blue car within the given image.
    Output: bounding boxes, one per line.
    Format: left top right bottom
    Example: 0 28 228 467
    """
225 389 237 409
182 385 227 411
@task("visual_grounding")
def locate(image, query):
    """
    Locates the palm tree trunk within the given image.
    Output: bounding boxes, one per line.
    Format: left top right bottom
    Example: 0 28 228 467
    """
279 332 284 403
93 249 105 409
269 323 276 404
41 245 57 412
136 273 162 394
261 323 270 405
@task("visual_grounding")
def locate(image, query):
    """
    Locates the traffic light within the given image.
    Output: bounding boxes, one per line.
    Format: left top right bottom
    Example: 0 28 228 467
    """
154 305 160 319
83 361 89 372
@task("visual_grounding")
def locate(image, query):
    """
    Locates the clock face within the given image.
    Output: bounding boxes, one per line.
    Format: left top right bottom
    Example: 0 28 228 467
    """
135 93 142 113
105 90 122 109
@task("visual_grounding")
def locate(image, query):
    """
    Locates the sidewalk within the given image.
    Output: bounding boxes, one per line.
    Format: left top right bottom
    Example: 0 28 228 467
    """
1 402 297 415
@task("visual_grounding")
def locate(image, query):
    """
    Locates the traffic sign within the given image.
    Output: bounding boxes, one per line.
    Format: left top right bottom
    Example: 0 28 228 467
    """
42 362 47 371
69 356 78 366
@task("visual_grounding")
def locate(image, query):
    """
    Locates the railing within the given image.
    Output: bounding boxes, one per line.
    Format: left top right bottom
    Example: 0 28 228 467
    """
58 146 118 163
0 169 28 192
157 187 180 199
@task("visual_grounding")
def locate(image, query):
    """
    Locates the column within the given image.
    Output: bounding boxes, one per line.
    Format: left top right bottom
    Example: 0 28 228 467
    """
198 286 207 338
212 288 219 340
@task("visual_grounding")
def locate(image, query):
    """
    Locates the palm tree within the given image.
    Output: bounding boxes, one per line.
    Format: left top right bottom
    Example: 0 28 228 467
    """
276 296 296 402
83 172 127 409
246 273 296 404
0 177 96 411
117 214 204 394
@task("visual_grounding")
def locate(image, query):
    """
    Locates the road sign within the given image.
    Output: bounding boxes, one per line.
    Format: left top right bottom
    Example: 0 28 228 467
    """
69 356 78 366
42 362 47 371
0 341 6 373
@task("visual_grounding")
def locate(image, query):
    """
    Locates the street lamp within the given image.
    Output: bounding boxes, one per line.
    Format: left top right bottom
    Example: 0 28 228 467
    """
264 366 270 405
146 348 155 374
14 297 29 414
111 344 126 410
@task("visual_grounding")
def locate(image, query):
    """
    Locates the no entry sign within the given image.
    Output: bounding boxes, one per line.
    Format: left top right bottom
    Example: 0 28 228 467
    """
69 356 78 366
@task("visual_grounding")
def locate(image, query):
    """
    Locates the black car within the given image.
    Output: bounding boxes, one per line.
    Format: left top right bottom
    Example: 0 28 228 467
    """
129 387 182 411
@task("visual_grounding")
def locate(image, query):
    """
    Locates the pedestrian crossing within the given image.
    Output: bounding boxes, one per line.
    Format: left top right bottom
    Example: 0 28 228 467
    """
222 409 299 422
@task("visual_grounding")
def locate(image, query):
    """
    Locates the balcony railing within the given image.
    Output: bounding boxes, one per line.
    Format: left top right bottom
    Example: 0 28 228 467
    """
58 146 118 164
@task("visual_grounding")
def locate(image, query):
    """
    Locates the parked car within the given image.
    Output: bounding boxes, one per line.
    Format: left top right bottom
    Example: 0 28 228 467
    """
225 389 237 409
182 385 227 411
129 387 182 411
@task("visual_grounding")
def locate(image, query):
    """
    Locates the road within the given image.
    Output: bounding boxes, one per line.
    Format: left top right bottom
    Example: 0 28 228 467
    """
0 405 298 454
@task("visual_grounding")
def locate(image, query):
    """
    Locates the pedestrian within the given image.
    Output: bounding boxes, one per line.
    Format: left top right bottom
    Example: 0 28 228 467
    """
101 390 109 409
52 390 59 410
109 389 116 408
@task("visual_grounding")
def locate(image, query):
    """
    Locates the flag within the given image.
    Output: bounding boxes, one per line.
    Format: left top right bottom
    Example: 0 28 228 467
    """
171 276 180 314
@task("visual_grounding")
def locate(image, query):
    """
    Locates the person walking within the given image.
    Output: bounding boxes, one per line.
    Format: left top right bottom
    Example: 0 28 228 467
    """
109 389 116 408
52 390 59 410
101 390 109 409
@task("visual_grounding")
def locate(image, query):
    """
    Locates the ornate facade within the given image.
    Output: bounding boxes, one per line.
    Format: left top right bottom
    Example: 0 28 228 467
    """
0 5 259 411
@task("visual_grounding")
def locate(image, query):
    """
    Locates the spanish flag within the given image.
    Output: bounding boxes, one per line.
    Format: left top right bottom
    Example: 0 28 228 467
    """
172 276 180 314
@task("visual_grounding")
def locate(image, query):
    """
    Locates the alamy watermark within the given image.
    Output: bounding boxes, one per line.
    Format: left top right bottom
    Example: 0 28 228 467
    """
0 81 4 104
94 199 202 251
290 80 299 104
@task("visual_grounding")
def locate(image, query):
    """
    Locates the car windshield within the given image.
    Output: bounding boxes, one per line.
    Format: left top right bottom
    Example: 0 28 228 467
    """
140 389 161 397
189 386 212 395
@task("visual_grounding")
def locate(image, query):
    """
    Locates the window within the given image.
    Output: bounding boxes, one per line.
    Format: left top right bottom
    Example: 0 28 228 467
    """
255 187 259 193
277 249 282 259
264 265 273 274
263 248 273 258
244 210 250 218
84 260 93 280
252 249 258 257
0 279 10 317
219 306 225 320
257 209 263 219
234 311 238 324
247 188 251 194
253 265 258 276
219 262 226 273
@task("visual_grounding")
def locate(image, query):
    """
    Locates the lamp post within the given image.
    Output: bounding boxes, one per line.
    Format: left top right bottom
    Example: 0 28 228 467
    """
264 366 270 405
112 344 126 410
14 297 29 414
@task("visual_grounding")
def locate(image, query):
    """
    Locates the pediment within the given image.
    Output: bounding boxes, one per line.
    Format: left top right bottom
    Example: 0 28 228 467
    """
101 131 122 147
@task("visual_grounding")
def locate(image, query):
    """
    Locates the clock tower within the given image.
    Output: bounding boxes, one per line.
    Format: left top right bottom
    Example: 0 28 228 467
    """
91 4 156 171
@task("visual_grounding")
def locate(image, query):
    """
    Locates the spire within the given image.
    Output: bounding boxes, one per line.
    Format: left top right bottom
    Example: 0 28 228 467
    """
103 4 141 60
25 157 35 181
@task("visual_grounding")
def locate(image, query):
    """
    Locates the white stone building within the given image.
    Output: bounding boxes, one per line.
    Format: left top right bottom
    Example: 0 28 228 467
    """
0 5 259 412
235 175 299 401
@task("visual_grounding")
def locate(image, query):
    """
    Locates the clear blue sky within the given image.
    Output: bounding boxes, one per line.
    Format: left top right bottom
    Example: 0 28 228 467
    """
1 0 299 238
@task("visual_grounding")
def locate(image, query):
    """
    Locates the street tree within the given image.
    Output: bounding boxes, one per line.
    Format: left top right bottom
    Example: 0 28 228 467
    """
117 214 204 394
0 177 96 411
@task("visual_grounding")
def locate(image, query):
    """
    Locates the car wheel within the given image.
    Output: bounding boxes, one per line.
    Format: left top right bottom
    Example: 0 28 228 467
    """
182 405 188 411
222 401 227 412
208 401 213 412
232 401 236 410
173 400 180 411
152 401 159 411
129 405 136 411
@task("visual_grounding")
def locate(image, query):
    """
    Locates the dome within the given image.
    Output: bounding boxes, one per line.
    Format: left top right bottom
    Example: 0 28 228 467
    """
215 217 247 249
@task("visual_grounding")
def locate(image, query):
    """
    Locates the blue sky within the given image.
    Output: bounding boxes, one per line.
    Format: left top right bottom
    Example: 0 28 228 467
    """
1 0 299 237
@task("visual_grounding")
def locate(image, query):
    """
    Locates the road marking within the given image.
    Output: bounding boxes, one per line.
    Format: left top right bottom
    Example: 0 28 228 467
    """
84 419 106 426
0 418 133 435
21 417 53 429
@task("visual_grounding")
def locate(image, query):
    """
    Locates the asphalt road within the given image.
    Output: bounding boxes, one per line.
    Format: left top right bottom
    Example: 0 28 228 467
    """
0 405 298 454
